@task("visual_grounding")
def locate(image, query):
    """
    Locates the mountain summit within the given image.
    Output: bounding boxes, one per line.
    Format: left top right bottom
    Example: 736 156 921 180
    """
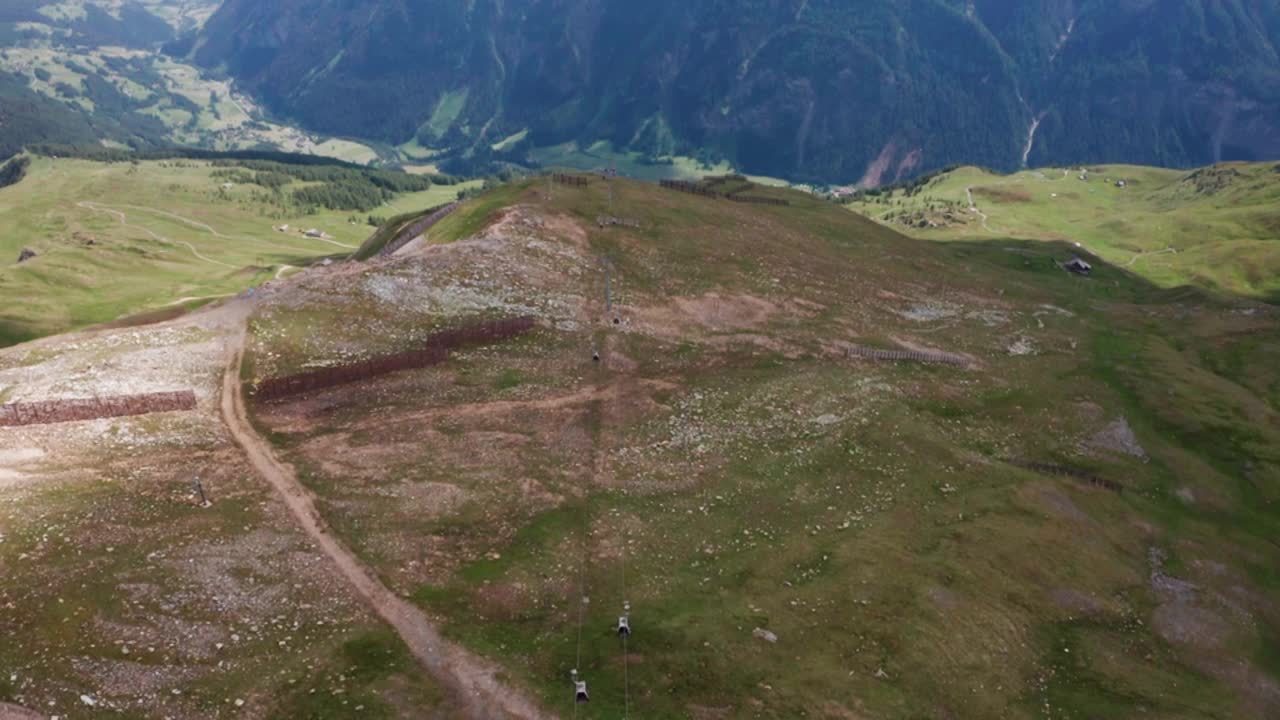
185 0 1280 183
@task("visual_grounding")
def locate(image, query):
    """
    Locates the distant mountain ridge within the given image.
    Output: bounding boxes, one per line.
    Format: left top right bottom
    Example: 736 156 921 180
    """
182 0 1280 183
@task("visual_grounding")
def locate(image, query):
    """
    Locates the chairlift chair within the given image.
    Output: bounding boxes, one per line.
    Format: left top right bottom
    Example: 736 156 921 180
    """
617 615 631 637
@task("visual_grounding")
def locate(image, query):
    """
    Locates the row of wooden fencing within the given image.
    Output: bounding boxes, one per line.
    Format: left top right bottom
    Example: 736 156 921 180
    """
659 180 721 198
705 175 748 186
844 344 970 368
0 390 197 427
596 215 642 229
1016 461 1125 494
659 179 791 206
727 194 790 206
553 174 589 187
379 202 461 257
252 316 536 401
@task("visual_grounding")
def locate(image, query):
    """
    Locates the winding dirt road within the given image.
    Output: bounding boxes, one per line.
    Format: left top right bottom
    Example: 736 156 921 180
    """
79 201 238 269
1125 247 1178 267
80 201 355 253
965 186 994 232
218 322 551 720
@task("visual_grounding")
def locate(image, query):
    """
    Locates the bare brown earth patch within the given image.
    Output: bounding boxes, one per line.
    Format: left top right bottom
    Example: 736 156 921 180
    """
624 292 781 342
687 704 736 720
1028 485 1093 524
0 703 42 720
469 205 592 255
1049 588 1111 616
821 700 873 719
927 586 962 612
1151 603 1232 650
974 186 1034 203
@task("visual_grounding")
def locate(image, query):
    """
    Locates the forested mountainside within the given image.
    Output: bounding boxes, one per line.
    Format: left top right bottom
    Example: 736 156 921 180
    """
185 0 1280 183
0 0 385 164
0 1 203 158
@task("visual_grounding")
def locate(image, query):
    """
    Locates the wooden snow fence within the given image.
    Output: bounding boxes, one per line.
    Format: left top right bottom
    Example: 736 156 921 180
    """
1016 461 1125 494
252 316 536 401
553 174 589 187
0 390 197 427
379 202 461 257
844 345 971 368
659 179 790 206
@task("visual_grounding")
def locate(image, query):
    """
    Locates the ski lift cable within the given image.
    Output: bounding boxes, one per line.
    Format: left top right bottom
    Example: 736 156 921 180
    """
572 259 610 716
573 533 588 719
621 521 631 720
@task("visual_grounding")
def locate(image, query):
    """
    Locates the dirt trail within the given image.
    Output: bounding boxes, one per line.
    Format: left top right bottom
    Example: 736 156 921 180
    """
965 187 993 232
218 322 551 720
1126 247 1177 267
95 202 356 250
79 201 238 269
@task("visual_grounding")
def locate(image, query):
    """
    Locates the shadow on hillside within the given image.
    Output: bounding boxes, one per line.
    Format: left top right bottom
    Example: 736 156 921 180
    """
931 236 1275 310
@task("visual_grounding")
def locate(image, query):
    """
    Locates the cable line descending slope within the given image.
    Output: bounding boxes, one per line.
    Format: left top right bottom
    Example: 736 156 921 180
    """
219 320 550 720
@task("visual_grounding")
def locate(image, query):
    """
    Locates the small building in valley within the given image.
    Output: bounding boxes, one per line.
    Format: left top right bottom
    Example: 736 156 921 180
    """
1063 257 1093 275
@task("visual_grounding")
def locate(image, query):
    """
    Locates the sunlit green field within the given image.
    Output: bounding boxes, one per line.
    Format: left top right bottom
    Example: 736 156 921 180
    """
0 157 466 345
846 163 1280 300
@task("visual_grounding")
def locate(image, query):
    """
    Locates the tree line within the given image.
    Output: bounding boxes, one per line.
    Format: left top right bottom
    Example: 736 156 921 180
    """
0 155 30 190
28 144 469 213
206 159 463 213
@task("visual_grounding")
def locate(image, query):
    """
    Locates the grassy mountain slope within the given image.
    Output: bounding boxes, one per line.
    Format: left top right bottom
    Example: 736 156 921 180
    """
233 177 1280 718
843 162 1280 300
0 156 471 346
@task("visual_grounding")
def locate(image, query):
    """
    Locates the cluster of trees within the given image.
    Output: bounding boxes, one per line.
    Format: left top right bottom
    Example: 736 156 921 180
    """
206 159 461 212
0 48 243 159
0 155 30 189
0 73 105 160
841 165 969 204
25 144 473 214
27 143 359 166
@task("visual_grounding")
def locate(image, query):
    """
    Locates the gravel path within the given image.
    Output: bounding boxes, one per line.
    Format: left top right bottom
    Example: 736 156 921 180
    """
218 321 551 720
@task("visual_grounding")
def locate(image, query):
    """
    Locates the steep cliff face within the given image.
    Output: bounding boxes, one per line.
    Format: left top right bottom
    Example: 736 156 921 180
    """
186 0 1280 182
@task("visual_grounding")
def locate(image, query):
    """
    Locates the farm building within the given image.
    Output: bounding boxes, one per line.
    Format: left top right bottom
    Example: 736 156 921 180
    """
1063 257 1093 275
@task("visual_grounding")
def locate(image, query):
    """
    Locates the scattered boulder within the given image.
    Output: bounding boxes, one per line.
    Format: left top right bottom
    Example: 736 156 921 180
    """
1007 337 1036 356
17 248 36 263
752 627 778 644
1086 417 1147 460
